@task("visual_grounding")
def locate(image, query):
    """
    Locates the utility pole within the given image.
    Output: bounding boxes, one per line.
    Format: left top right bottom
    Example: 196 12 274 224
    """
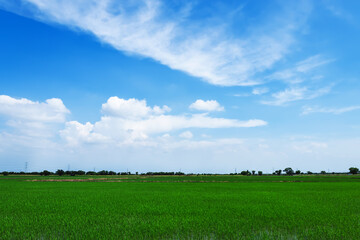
25 162 28 173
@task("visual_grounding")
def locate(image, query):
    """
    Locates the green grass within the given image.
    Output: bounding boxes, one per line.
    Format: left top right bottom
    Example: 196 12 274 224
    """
1 175 360 239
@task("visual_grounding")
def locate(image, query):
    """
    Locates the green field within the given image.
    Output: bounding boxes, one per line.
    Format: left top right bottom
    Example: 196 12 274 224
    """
1 175 360 239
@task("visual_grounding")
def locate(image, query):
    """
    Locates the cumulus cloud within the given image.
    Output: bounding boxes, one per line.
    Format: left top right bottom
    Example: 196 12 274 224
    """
0 95 70 138
102 97 170 119
302 105 360 115
189 99 224 112
261 86 332 106
0 95 266 146
61 97 267 145
0 0 312 86
0 95 69 122
59 121 108 146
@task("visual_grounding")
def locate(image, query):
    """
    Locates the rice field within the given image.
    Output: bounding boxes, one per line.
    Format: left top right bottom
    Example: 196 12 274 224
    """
0 174 359 239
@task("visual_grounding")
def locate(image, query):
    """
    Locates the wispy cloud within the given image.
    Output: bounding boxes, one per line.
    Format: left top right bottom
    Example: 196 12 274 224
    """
233 93 251 97
302 105 360 115
268 55 334 84
261 86 332 106
252 87 269 95
179 131 193 139
322 0 354 22
233 87 269 98
0 0 312 86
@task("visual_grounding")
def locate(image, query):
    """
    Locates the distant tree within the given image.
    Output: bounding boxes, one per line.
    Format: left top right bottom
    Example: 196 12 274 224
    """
320 171 326 174
240 170 250 176
65 171 76 176
283 167 294 176
273 170 282 175
86 171 96 175
135 172 138 175
97 170 108 175
258 171 263 176
40 170 51 176
307 171 313 175
2 171 9 176
109 171 116 175
349 167 359 174
56 169 65 176
295 170 301 175
252 170 256 175
76 170 85 175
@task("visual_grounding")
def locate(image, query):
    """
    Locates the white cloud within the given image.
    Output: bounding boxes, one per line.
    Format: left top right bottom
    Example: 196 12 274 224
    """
0 95 69 122
261 86 331 106
102 97 170 119
295 55 334 73
0 95 266 146
61 97 267 145
59 121 108 146
302 105 360 115
179 131 193 139
0 95 70 138
3 0 312 86
70 112 267 144
269 55 334 84
189 99 224 112
252 87 269 95
233 93 251 97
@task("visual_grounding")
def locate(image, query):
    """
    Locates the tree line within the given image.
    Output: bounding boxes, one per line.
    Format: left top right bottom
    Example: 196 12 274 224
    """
1 167 359 176
0 170 186 176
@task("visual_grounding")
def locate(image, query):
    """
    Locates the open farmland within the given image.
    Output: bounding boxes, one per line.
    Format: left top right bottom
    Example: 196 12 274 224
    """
1 175 360 239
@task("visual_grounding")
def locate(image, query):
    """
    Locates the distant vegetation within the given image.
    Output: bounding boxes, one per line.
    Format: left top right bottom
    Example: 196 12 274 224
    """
1 167 358 176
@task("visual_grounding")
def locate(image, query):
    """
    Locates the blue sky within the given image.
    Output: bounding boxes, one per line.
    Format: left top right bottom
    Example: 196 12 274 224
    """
0 0 360 173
